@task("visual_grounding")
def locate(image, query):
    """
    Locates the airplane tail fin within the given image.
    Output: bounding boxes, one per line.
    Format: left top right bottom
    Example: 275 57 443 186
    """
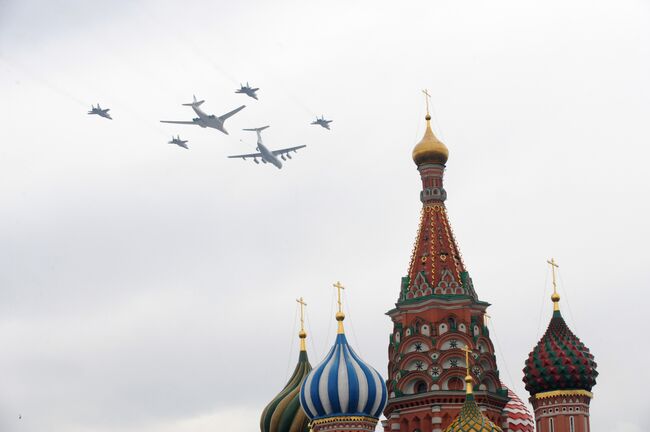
183 95 205 107
243 125 270 132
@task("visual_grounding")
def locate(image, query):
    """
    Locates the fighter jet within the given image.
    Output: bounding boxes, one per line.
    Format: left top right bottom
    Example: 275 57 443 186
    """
235 82 259 100
88 104 112 120
311 115 332 130
228 126 306 169
160 95 245 135
168 135 189 149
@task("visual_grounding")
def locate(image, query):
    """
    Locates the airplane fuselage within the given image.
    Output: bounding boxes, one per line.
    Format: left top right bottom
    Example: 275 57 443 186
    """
258 142 282 169
191 106 227 133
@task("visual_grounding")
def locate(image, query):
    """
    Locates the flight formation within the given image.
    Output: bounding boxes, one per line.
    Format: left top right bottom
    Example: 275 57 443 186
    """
87 83 332 170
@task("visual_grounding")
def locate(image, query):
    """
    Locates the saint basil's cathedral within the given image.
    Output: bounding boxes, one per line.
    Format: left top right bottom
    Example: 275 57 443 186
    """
260 105 598 432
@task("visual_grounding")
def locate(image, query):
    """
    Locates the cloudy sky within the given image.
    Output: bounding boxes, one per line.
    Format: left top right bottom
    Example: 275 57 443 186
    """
0 0 648 431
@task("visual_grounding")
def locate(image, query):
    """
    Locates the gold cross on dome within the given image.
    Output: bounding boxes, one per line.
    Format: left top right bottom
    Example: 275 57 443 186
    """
296 297 307 332
546 258 559 296
422 89 431 116
333 281 345 313
461 344 472 376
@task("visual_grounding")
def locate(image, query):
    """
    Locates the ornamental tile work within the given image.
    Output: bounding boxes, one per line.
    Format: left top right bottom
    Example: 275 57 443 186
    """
502 385 534 432
442 394 502 432
522 311 598 395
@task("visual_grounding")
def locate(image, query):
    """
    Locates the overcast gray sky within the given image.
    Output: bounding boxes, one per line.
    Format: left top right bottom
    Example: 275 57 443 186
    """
0 0 648 431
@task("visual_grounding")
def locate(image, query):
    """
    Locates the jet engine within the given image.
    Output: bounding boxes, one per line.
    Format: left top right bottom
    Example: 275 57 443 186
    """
281 155 286 161
286 153 292 159
253 158 259 164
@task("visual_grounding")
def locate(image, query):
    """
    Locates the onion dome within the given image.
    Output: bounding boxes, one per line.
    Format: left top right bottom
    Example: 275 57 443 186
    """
522 263 597 396
412 114 449 166
444 373 502 432
501 384 534 432
261 299 312 432
299 286 387 423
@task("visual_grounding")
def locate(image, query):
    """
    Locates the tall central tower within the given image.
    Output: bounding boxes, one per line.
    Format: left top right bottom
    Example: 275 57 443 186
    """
383 109 508 432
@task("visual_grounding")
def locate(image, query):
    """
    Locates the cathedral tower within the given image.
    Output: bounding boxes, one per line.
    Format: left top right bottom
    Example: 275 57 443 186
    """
383 103 509 432
522 260 598 432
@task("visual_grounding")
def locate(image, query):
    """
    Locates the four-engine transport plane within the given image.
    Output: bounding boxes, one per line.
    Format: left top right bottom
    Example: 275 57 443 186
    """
168 135 189 149
88 104 112 120
311 115 332 130
160 95 245 135
235 82 259 100
228 126 306 169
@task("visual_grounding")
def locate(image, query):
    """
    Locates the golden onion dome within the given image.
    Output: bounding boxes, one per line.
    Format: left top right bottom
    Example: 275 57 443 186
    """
412 114 449 166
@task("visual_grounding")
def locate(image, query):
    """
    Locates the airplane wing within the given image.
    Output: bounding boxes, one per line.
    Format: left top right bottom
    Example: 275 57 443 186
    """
227 152 263 159
160 120 198 125
272 145 306 156
218 105 246 121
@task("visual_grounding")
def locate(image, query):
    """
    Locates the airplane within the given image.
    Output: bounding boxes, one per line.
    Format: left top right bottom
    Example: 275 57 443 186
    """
168 135 189 149
311 115 332 130
235 82 259 100
160 95 245 135
228 126 306 169
88 104 112 120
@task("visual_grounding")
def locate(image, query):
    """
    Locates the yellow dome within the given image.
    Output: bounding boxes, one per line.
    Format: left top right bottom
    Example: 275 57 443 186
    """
412 114 449 166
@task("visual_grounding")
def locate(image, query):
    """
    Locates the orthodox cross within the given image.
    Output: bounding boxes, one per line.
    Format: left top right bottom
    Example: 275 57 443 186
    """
422 89 431 116
296 297 307 332
461 344 472 376
547 257 559 296
333 281 345 313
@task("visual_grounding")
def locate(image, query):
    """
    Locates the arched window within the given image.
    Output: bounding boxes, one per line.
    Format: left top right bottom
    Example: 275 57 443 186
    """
569 416 575 432
415 381 428 394
447 317 456 330
447 377 464 391
549 418 555 432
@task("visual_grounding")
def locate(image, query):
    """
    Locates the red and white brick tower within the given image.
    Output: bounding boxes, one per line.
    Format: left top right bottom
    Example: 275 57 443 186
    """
383 103 509 432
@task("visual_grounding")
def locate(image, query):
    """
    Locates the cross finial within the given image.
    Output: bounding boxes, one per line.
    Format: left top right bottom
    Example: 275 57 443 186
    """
461 344 474 395
547 258 561 311
296 297 307 332
333 281 345 314
422 89 431 117
296 297 308 350
333 281 346 334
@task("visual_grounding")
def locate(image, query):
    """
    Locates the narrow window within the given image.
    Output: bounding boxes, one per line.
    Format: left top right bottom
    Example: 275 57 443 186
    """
549 418 555 432
570 416 575 432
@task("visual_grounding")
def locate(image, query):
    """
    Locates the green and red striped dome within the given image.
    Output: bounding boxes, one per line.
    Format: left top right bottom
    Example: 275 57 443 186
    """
522 310 597 396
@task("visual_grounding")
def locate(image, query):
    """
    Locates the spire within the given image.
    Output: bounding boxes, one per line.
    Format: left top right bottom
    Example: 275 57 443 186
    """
400 99 475 302
333 281 345 334
296 297 307 351
547 258 561 313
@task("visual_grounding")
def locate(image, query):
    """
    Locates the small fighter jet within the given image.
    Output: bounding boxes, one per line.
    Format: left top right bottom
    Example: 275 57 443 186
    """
228 126 306 170
235 82 259 100
311 115 332 130
168 135 189 149
88 104 112 120
160 95 245 135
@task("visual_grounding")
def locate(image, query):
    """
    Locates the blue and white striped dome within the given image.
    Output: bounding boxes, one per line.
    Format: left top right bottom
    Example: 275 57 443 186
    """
299 332 387 421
